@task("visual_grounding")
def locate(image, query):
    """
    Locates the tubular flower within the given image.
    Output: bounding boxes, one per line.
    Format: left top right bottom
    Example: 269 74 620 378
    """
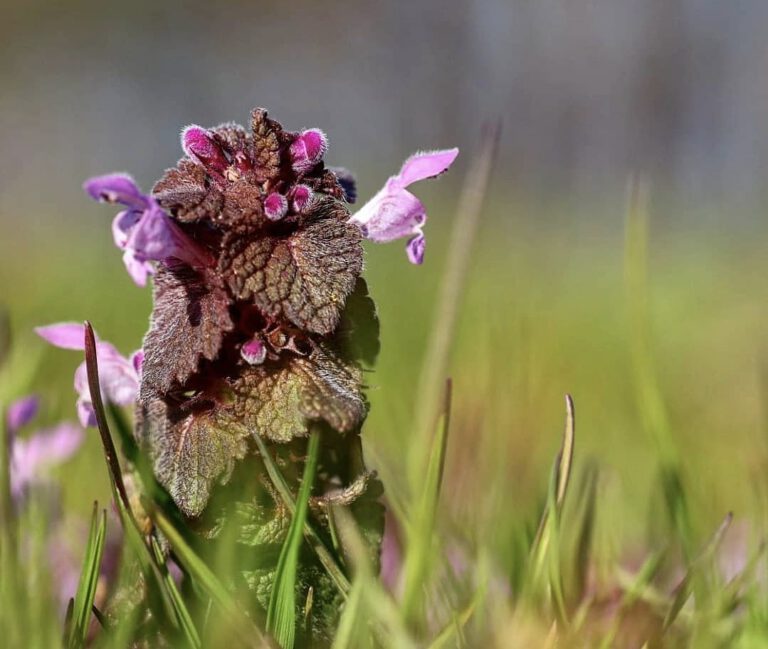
6 395 83 500
35 323 141 427
349 148 459 264
84 173 212 286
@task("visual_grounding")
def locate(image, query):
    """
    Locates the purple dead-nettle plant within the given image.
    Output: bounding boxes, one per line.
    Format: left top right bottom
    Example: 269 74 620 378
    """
44 107 456 644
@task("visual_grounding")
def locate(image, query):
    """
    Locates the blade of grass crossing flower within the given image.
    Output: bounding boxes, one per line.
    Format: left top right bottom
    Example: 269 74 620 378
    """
267 431 320 649
67 502 107 649
409 121 501 488
253 432 351 596
83 321 130 513
152 506 272 648
151 536 201 649
400 379 452 626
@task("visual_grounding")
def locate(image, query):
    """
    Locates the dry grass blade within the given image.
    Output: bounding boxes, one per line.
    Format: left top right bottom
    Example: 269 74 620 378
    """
410 120 501 475
83 321 130 512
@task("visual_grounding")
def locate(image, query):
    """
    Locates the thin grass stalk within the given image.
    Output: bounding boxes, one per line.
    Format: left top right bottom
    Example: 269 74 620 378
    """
409 121 501 484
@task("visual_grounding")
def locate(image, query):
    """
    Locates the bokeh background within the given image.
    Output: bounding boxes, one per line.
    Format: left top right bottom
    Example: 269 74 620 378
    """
3 0 768 566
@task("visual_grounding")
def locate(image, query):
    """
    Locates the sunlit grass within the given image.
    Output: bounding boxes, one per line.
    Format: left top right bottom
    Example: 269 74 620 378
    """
2 183 768 646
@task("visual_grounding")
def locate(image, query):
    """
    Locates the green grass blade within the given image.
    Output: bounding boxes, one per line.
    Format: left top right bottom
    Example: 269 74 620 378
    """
152 506 272 648
253 432 351 596
400 379 452 625
68 502 107 648
266 431 321 649
330 578 365 649
663 511 733 631
151 536 201 649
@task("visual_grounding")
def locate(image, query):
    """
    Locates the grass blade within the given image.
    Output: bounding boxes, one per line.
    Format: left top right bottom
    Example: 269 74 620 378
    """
266 431 321 649
400 379 452 624
151 536 201 649
68 502 107 648
252 432 351 596
409 121 501 482
83 321 130 513
152 505 272 648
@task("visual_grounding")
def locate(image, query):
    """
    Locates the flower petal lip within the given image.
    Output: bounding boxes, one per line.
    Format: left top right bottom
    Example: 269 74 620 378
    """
7 395 40 435
35 322 87 350
392 148 459 189
83 173 147 209
406 233 426 265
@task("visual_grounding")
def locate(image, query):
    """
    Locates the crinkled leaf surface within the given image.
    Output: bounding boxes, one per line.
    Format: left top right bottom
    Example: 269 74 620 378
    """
220 203 363 335
141 264 233 400
228 346 365 442
139 398 249 517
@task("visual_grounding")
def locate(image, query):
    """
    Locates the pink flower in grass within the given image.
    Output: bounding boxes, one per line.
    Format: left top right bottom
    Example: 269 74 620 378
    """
35 323 141 428
6 395 83 501
84 173 212 286
349 148 459 265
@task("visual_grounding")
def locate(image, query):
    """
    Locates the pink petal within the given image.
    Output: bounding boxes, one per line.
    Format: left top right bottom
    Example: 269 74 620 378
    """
290 129 328 173
352 188 426 243
11 422 84 495
35 323 87 350
181 125 230 174
241 338 267 365
394 148 459 189
406 233 426 265
84 173 147 209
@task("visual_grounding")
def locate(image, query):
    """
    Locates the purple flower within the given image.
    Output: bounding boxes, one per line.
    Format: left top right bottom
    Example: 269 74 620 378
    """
84 173 212 286
290 129 328 173
6 396 83 500
291 184 314 213
7 395 40 435
349 148 459 265
35 323 141 427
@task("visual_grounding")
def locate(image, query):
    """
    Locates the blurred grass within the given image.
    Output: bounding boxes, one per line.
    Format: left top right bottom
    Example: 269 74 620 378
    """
2 189 768 644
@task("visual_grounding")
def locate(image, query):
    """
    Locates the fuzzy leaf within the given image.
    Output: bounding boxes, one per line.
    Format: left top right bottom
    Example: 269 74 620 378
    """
139 398 249 517
229 347 365 443
334 278 380 368
153 158 224 224
250 108 288 183
220 202 363 335
141 264 234 400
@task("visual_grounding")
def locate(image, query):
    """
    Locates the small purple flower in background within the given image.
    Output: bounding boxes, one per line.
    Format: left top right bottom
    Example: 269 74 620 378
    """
35 323 141 427
349 148 459 264
84 173 212 286
181 125 231 175
6 395 83 501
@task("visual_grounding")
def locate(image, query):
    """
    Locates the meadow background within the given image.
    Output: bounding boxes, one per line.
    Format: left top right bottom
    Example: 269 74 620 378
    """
2 1 768 645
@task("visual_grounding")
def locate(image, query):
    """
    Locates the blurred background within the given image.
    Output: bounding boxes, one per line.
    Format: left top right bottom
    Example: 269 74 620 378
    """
2 0 768 566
